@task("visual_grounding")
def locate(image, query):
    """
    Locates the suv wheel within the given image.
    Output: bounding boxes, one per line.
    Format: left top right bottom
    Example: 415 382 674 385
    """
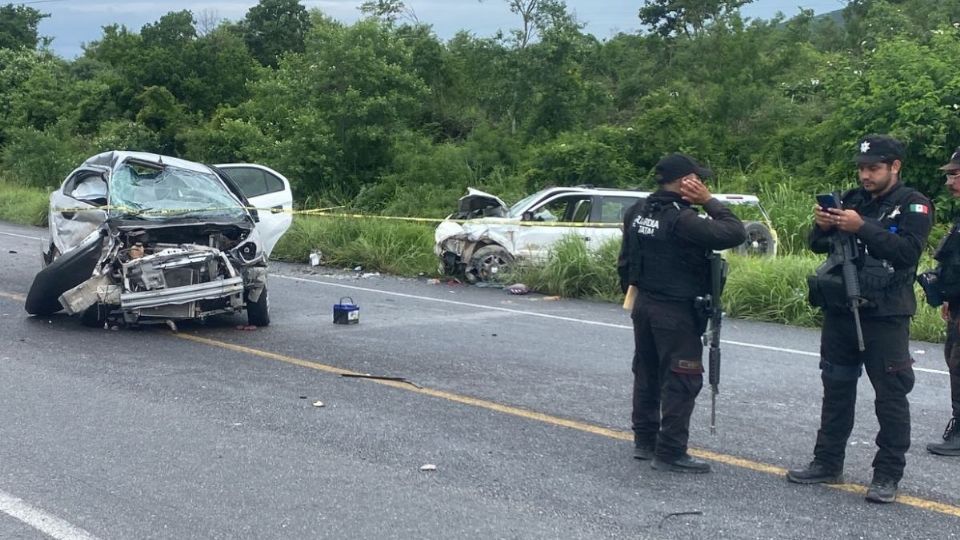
467 245 514 283
736 222 776 257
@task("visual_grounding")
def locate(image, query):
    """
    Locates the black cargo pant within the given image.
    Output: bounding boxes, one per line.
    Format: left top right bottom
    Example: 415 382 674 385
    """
944 311 960 419
814 312 915 482
631 293 704 461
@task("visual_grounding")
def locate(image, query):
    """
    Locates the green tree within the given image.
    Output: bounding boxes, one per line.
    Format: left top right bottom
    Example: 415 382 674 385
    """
638 0 754 37
241 0 311 67
0 4 48 50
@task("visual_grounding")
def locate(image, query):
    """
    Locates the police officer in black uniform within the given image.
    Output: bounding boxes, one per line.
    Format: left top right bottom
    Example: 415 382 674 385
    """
787 134 933 503
618 153 746 474
923 148 960 456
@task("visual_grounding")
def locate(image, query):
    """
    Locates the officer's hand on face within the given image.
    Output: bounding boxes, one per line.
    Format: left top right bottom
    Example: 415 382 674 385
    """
824 207 864 233
941 301 950 322
680 176 712 205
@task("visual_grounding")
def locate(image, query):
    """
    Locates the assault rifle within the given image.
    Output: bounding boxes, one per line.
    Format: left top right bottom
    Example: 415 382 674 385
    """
830 232 866 351
697 252 727 435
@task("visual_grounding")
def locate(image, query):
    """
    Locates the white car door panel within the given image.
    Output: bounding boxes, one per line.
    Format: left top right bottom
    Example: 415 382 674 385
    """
216 164 294 257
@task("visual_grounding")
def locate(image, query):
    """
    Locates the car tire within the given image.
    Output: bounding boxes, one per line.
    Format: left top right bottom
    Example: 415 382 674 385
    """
246 286 270 327
466 245 514 283
736 221 776 257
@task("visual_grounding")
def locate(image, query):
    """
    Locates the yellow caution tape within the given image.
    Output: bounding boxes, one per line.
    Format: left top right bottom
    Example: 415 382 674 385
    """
49 206 624 228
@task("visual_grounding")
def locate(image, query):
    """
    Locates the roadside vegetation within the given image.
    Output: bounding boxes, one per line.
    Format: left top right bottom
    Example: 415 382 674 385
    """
0 0 957 341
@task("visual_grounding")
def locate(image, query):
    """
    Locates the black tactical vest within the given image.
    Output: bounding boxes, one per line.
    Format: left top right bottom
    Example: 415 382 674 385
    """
841 186 919 298
627 200 710 300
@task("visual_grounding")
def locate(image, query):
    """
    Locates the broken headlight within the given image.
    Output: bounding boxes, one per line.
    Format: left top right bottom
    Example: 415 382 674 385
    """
234 240 260 263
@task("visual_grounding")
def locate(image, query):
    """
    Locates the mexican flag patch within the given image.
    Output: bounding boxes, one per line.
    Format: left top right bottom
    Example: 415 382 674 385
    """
909 203 929 214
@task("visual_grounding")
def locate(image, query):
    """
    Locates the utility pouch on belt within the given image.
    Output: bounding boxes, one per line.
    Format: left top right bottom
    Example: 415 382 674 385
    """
807 261 851 311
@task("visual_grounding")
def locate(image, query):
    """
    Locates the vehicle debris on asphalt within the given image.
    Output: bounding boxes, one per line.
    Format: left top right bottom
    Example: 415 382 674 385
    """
340 373 422 389
506 283 529 295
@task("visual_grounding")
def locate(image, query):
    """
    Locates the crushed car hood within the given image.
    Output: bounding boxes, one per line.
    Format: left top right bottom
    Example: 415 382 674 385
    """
456 188 508 219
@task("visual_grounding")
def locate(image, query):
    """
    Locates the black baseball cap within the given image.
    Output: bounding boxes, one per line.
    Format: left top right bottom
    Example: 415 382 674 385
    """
854 134 905 165
940 147 960 171
653 153 713 184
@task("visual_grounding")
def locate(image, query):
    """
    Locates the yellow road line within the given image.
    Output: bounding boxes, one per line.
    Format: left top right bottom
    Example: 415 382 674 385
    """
176 333 960 518
0 291 25 302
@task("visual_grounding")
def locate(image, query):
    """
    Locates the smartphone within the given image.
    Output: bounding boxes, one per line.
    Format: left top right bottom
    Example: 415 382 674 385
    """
816 193 840 210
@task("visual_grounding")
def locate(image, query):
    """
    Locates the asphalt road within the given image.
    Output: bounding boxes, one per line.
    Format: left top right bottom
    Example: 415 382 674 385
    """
0 220 958 539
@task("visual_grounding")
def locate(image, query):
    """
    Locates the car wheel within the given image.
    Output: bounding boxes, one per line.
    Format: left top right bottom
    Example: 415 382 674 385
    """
736 221 776 257
467 245 514 283
246 286 270 327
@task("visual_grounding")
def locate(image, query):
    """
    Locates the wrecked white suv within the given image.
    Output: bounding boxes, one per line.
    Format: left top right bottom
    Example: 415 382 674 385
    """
435 186 777 282
25 151 293 327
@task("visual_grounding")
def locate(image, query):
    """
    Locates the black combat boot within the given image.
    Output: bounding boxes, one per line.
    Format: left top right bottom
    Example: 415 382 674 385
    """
926 418 960 456
633 445 654 461
785 461 843 484
651 453 711 474
865 474 898 504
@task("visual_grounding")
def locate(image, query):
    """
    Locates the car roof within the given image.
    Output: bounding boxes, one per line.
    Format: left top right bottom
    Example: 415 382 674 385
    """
533 186 760 203
83 151 214 174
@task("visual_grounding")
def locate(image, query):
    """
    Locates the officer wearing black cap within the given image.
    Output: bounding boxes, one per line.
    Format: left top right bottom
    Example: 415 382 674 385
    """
788 134 933 503
921 147 960 457
617 153 746 473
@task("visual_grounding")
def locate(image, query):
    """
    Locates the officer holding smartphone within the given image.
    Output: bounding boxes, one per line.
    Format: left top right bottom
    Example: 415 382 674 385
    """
787 134 933 503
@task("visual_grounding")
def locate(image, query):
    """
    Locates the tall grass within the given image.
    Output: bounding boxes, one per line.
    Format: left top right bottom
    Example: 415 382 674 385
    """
272 215 437 276
506 235 622 301
0 181 48 227
757 182 816 256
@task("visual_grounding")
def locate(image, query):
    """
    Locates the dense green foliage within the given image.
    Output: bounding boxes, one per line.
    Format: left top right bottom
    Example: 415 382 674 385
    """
3 0 960 226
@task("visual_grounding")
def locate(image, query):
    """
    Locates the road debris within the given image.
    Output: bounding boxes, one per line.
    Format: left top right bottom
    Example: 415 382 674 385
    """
341 373 422 389
506 283 529 295
309 250 322 266
658 511 703 528
543 296 561 301
312 400 325 408
235 325 258 331
420 464 437 472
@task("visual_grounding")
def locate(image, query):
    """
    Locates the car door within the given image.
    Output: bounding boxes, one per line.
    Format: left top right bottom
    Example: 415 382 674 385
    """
216 164 293 257
513 194 592 260
49 167 110 256
591 195 646 247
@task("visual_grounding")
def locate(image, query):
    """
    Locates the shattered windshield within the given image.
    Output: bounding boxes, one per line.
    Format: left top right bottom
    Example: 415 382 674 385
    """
109 162 248 220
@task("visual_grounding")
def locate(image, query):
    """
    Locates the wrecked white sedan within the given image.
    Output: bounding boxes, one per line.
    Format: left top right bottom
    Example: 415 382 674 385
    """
25 151 293 327
435 186 777 282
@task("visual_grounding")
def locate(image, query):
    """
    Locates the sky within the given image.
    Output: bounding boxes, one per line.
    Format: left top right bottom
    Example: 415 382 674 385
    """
28 0 851 59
